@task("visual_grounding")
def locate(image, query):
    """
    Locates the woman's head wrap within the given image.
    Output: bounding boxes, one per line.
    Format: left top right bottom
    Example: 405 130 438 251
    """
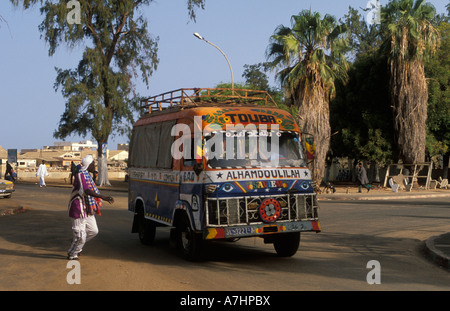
81 155 94 171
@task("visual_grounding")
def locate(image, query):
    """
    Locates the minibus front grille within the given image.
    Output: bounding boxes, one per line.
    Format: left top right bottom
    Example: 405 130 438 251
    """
206 194 319 226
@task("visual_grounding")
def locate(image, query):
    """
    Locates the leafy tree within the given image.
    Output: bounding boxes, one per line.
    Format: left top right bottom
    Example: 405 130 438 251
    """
380 0 440 164
425 20 449 177
242 62 284 107
242 63 270 91
330 7 394 165
341 6 382 59
266 10 349 185
330 52 394 164
11 0 206 185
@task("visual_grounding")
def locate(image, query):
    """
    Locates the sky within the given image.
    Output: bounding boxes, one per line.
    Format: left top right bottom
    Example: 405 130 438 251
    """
0 0 447 152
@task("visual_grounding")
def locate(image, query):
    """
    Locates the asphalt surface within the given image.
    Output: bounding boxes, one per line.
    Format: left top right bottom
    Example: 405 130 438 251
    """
3 178 450 271
318 186 450 271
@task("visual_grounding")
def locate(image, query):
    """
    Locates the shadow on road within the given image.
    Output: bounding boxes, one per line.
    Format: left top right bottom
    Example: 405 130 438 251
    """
1 206 448 290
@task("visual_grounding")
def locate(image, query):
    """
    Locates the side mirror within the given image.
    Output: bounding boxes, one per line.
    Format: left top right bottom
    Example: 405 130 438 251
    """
302 133 316 160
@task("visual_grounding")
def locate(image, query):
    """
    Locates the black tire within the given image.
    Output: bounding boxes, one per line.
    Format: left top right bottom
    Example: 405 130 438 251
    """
177 215 203 261
138 215 156 245
273 232 300 257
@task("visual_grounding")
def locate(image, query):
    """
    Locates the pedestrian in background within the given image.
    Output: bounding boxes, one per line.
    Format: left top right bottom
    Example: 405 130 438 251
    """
36 161 49 187
70 161 77 184
357 162 370 193
67 155 114 260
5 161 15 182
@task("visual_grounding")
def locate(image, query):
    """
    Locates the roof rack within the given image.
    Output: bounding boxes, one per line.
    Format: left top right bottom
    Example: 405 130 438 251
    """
140 88 278 114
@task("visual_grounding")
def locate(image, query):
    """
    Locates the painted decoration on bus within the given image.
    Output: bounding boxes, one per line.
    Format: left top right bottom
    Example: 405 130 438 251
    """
207 179 312 196
202 108 297 131
208 168 310 181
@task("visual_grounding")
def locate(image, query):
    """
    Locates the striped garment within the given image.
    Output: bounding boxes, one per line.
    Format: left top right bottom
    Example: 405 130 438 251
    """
68 170 102 218
80 170 103 216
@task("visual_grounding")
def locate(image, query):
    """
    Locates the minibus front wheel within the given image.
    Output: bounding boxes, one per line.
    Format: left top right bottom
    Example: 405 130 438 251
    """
176 215 203 261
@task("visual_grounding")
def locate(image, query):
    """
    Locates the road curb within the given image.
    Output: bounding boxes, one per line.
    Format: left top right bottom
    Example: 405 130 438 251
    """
425 234 450 271
318 192 450 201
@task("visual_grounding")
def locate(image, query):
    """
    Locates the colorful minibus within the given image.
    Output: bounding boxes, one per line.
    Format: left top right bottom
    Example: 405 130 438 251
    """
128 88 320 260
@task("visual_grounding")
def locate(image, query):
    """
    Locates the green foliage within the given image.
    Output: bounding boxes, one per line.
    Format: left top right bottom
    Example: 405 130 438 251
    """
266 10 349 185
266 9 349 101
10 0 41 9
10 0 448 167
186 0 206 22
38 0 159 150
380 0 440 163
426 133 449 157
381 0 440 62
11 0 206 150
331 8 389 162
330 52 394 162
241 62 284 107
242 63 270 91
341 6 382 58
206 82 280 108
425 21 450 156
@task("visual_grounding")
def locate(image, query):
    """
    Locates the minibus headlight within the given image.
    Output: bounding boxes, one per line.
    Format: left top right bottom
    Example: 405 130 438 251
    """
206 185 217 193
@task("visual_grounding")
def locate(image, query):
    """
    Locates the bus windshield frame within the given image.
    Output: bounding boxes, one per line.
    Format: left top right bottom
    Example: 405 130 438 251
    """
205 130 306 168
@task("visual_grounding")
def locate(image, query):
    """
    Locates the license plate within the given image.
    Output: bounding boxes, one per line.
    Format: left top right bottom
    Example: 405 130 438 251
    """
226 226 255 237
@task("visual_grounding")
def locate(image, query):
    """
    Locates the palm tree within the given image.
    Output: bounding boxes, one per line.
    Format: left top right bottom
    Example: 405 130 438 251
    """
381 0 440 164
266 10 348 186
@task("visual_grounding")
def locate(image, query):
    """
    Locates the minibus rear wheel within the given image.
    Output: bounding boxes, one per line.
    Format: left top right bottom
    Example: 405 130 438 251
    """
138 214 156 245
273 232 300 257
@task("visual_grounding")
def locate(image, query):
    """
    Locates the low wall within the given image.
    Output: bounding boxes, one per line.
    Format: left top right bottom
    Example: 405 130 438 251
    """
17 171 126 181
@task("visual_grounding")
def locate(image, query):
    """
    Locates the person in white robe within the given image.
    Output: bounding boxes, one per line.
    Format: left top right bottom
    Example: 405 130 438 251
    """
36 161 49 187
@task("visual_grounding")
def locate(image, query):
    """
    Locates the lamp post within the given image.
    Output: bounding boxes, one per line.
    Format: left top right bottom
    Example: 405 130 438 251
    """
193 32 234 92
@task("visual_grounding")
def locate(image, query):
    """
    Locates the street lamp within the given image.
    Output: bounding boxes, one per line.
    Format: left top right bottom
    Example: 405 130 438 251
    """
193 32 234 92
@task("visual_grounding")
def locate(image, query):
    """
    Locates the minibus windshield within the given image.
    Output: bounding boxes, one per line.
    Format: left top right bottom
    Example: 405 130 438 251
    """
205 130 306 168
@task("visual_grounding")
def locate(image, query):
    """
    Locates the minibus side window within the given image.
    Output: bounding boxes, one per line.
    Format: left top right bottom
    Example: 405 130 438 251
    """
183 137 196 168
156 121 175 169
129 120 176 169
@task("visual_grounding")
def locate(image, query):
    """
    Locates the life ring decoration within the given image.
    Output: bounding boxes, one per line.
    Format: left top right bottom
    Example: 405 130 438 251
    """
259 198 281 223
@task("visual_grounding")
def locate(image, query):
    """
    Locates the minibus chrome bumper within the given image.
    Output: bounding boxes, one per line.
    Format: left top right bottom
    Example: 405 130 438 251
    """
205 193 319 227
204 219 321 240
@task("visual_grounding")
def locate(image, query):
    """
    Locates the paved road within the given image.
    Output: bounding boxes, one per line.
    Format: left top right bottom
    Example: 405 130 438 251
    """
0 184 449 291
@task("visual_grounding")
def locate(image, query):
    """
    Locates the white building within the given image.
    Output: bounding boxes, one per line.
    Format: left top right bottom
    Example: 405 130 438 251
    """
107 150 129 161
49 140 97 151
